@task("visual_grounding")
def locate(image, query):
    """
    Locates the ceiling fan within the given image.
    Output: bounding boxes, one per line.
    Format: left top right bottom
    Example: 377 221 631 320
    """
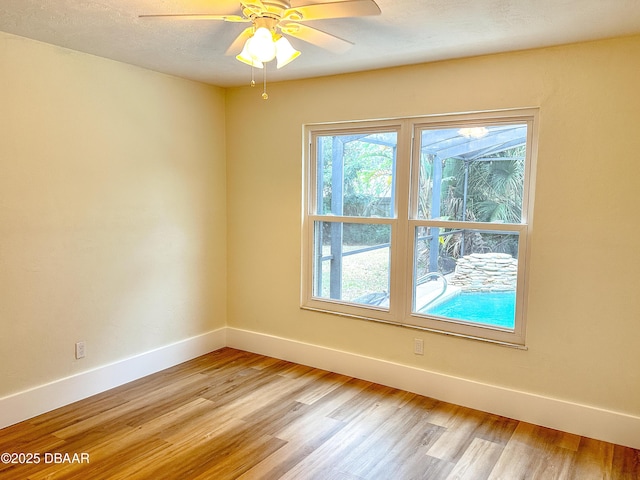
140 0 381 98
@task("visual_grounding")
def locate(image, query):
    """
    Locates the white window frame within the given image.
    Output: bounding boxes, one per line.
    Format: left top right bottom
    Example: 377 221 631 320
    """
301 109 538 347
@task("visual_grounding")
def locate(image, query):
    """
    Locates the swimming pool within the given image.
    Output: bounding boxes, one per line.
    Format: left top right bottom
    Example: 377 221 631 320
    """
421 291 516 329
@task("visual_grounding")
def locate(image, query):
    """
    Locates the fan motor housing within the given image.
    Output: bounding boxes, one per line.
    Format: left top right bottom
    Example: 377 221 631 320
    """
243 1 292 21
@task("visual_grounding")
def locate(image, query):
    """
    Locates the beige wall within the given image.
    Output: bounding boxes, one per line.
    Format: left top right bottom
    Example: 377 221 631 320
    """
0 32 227 396
2 28 638 420
226 35 640 416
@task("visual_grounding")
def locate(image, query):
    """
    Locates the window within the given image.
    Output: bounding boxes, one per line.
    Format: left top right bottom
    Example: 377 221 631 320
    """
302 110 537 346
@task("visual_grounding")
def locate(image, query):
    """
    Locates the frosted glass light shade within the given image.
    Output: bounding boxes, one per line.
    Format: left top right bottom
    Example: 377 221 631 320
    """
275 36 300 68
236 40 264 68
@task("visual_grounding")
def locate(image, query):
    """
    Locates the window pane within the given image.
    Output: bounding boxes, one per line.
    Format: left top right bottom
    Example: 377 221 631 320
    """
313 221 391 307
417 124 527 223
413 227 519 329
316 132 397 218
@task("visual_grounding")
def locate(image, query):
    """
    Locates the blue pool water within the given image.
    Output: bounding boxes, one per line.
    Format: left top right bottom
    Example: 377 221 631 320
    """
422 291 516 329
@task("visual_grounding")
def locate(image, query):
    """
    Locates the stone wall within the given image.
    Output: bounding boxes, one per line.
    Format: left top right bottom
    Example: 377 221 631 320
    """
449 253 517 292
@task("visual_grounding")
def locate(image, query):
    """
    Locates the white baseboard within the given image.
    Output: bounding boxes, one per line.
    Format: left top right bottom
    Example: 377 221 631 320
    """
226 327 640 450
0 328 226 430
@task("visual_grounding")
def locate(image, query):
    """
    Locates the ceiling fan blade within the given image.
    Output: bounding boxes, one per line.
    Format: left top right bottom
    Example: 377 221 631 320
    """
139 14 249 23
280 23 353 54
225 27 254 56
284 0 381 21
240 1 266 14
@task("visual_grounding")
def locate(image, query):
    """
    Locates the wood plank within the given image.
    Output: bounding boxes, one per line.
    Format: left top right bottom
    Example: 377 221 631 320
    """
237 416 345 479
444 437 505 480
568 436 615 480
611 444 640 479
488 422 576 479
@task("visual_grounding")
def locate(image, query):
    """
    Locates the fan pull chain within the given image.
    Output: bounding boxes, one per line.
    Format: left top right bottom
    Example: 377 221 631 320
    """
250 65 256 87
262 65 269 100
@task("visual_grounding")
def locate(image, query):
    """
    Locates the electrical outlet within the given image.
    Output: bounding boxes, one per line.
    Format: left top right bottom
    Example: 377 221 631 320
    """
75 341 86 359
413 338 424 355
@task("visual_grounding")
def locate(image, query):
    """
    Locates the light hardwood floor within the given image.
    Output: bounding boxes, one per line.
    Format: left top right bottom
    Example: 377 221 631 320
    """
0 348 638 479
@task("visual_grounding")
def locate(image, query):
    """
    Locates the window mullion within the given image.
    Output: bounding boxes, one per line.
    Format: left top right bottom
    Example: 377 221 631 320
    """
389 120 412 321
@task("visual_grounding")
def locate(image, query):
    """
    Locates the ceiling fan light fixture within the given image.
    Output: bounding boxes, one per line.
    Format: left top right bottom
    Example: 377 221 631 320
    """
275 36 300 68
141 0 383 98
246 27 277 62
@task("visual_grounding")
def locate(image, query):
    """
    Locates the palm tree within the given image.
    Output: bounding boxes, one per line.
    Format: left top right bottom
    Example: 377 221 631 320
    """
417 145 526 271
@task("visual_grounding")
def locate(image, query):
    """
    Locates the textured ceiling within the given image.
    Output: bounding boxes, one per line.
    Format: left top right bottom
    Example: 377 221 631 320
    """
1 0 640 87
